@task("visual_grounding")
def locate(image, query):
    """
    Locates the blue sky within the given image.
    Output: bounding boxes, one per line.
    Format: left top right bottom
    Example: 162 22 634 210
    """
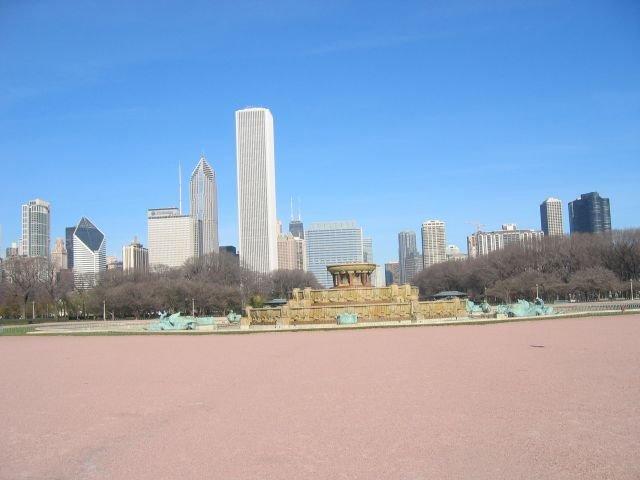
1 0 639 263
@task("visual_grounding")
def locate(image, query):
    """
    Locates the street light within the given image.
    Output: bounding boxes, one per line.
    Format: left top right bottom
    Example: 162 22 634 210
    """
32 301 35 320
103 300 106 322
631 279 634 301
536 283 539 300
192 298 195 317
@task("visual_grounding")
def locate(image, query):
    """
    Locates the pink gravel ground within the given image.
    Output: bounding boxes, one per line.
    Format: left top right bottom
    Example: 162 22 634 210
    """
1 315 639 480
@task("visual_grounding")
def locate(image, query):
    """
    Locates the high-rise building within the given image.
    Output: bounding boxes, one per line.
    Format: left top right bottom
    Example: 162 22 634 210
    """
52 237 68 271
306 221 364 288
421 220 447 268
123 237 149 273
372 264 385 287
568 192 611 234
6 242 19 258
467 224 544 257
21 199 50 257
540 198 564 236
289 219 304 239
277 233 307 271
147 208 199 269
73 217 106 288
363 238 374 263
220 245 240 265
236 107 278 273
398 231 421 284
288 198 305 239
362 238 382 284
65 226 75 269
466 235 477 258
445 244 467 261
106 256 123 271
384 262 400 286
190 156 218 255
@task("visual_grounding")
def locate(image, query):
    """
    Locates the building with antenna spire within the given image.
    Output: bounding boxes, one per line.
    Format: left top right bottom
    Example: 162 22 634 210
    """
178 162 183 214
289 197 304 239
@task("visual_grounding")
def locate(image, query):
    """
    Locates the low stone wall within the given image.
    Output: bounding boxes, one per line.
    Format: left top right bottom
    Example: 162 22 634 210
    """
246 298 466 327
288 284 419 308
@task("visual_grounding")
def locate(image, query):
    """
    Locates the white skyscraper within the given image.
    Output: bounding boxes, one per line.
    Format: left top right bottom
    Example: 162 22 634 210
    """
467 225 544 257
147 208 199 269
190 156 219 255
236 107 278 273
421 220 447 268
21 198 51 257
73 217 106 288
540 197 564 236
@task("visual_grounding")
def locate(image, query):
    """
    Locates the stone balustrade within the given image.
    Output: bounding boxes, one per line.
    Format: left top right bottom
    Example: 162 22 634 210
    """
245 296 465 327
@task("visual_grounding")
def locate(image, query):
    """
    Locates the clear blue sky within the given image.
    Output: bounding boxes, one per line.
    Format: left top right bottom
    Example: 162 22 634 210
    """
1 0 639 263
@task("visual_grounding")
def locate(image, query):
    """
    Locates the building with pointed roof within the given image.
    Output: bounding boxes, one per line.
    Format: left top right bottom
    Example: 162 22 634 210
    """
72 217 106 288
190 156 218 255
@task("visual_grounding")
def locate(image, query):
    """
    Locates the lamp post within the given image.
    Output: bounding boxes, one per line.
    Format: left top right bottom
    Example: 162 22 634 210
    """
192 298 195 317
32 301 35 320
536 283 539 300
240 281 245 311
103 300 106 322
631 279 634 301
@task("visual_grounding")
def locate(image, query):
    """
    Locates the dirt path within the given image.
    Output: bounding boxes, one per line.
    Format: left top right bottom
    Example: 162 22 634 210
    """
1 315 639 479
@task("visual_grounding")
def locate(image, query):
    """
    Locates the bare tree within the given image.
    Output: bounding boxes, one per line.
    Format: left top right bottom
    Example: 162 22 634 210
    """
3 257 45 319
270 270 321 299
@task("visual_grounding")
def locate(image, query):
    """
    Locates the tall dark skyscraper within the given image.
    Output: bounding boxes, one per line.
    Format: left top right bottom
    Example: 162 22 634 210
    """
289 220 304 239
288 198 304 239
65 226 75 269
568 192 611 234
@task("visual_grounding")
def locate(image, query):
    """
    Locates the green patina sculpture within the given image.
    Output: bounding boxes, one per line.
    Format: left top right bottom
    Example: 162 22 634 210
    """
496 298 554 317
226 310 241 324
465 299 491 314
147 312 196 331
336 312 358 325
147 312 216 331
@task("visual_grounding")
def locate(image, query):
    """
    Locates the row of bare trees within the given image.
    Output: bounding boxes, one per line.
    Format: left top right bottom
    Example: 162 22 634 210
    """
0 257 74 319
0 251 320 320
412 229 640 303
2 229 637 318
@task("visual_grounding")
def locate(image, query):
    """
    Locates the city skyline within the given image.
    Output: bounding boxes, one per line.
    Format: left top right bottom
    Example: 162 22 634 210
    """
1 1 638 264
1 170 627 267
